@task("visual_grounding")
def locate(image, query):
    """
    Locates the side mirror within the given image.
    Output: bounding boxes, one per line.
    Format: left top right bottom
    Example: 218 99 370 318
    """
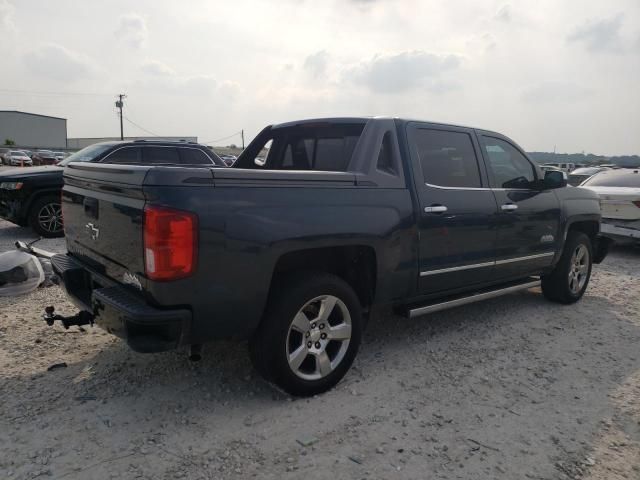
542 170 567 189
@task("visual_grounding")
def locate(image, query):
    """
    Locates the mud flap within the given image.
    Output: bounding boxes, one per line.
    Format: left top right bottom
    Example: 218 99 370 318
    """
593 234 613 264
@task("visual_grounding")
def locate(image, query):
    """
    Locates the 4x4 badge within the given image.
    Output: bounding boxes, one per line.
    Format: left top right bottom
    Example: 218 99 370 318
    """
85 222 99 240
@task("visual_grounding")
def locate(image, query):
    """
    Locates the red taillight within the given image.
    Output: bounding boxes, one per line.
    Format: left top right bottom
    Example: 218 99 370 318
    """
633 201 640 208
143 205 198 281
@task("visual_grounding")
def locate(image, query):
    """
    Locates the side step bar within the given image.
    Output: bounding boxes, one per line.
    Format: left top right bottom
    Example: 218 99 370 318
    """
408 279 541 318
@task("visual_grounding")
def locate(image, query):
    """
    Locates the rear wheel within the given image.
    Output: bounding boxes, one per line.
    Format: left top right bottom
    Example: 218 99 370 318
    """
249 272 362 396
542 231 592 304
29 195 64 238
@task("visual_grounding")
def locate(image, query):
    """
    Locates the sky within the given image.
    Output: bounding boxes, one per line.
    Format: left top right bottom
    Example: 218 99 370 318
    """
0 0 638 155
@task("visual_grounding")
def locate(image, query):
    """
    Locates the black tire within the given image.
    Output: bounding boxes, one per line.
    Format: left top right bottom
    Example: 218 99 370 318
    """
29 195 64 238
541 231 592 304
249 272 363 397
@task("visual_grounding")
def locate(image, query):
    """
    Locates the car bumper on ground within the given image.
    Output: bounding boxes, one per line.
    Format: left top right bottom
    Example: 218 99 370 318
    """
51 253 191 353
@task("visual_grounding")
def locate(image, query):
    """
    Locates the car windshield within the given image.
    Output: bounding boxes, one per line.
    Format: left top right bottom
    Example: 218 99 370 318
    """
60 144 115 165
582 170 640 188
11 151 26 156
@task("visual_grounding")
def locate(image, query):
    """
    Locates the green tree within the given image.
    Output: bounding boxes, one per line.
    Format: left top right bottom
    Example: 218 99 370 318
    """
4 139 15 146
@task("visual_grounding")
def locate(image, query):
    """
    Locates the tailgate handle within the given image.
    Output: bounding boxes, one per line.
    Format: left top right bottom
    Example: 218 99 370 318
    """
83 197 99 219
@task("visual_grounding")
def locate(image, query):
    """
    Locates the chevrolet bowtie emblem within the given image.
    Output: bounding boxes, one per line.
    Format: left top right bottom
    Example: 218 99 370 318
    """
85 222 99 240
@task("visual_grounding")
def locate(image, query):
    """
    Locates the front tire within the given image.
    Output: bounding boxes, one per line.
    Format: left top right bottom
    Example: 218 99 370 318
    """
249 272 363 397
29 195 64 238
542 231 593 304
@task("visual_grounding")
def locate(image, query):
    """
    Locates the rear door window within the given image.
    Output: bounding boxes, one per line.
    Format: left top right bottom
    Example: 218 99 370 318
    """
412 129 482 188
103 147 141 164
142 147 180 164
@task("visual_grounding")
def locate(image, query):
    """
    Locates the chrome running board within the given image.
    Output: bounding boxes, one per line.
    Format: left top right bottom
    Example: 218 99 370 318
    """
408 279 541 318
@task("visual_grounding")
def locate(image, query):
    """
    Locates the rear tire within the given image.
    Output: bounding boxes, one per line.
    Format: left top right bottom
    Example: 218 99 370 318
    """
542 231 592 304
29 195 64 238
249 272 363 397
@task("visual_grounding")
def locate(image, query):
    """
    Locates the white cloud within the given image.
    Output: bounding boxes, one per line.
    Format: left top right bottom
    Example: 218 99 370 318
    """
141 59 175 76
0 0 638 155
115 13 148 49
567 14 626 53
494 4 511 23
23 43 96 81
350 51 462 94
0 0 15 32
521 82 591 103
304 50 329 79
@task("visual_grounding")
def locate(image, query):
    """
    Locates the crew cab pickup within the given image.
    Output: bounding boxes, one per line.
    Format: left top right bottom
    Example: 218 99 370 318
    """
48 117 609 396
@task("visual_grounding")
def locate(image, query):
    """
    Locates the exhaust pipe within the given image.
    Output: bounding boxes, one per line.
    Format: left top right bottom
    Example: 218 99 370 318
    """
189 344 203 362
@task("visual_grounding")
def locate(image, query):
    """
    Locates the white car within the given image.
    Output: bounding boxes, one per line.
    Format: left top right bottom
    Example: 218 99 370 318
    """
7 150 33 167
581 168 640 244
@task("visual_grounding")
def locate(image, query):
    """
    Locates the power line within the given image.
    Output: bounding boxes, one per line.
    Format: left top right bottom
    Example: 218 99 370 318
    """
203 131 242 145
0 88 112 97
122 115 161 137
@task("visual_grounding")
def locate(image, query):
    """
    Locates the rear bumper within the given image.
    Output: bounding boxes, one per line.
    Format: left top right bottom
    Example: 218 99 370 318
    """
600 222 640 243
51 253 191 353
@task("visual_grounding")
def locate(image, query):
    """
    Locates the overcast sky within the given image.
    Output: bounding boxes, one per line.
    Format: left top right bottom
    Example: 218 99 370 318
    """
0 0 638 155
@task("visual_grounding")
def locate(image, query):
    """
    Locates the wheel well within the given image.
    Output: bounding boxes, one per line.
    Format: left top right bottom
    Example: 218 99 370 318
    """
568 220 599 243
272 246 377 310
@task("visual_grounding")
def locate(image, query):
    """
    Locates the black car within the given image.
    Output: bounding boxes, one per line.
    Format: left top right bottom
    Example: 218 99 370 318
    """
0 140 225 237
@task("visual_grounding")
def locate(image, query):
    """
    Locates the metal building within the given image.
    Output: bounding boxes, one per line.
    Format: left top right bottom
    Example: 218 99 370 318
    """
67 136 198 150
0 111 67 149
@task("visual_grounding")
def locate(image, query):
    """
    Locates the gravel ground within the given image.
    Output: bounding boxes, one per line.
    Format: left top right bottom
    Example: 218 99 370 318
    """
0 218 639 480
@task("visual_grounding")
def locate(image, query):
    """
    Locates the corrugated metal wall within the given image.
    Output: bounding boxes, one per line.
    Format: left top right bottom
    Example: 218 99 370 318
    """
0 111 67 149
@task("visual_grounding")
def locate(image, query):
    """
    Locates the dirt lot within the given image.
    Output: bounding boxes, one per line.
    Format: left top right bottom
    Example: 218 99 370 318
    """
0 218 639 480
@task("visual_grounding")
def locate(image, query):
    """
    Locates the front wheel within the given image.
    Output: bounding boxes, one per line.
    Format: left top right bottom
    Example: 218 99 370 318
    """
249 272 363 397
542 231 593 304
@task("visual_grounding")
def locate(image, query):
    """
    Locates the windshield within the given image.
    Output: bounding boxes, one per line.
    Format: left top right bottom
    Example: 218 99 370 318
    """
60 144 115 166
582 170 640 188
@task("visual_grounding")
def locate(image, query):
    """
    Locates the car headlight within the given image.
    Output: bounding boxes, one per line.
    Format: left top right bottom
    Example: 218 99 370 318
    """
0 182 24 190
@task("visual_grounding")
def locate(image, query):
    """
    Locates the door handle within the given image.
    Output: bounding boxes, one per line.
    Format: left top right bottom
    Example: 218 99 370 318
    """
501 203 518 211
424 205 448 213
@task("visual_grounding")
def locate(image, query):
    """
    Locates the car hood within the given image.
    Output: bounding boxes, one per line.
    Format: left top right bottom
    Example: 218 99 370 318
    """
0 165 63 179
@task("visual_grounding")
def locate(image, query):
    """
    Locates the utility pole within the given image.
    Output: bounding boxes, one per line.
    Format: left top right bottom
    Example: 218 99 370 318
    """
241 129 245 150
115 94 126 140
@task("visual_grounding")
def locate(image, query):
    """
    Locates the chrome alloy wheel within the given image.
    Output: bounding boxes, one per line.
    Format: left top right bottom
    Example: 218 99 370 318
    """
286 295 352 381
38 203 63 234
568 244 589 294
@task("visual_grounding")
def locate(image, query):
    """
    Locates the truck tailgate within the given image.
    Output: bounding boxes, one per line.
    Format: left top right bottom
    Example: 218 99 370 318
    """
62 163 151 283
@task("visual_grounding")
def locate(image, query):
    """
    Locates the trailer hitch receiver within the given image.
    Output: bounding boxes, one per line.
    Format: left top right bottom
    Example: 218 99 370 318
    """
43 306 94 329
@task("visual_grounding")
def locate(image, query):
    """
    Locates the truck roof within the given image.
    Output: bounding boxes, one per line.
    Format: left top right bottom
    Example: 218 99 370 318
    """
270 116 503 137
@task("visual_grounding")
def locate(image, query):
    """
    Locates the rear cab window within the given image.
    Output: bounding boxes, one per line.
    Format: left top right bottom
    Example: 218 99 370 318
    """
235 123 364 171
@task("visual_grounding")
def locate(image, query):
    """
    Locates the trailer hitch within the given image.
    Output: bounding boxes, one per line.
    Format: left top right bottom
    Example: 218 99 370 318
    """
43 306 94 329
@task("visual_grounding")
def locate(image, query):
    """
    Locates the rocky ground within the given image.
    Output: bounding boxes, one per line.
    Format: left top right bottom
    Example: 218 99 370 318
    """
0 218 639 479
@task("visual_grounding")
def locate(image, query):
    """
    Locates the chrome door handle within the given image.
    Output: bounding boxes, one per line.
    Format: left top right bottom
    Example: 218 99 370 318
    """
424 205 448 213
501 203 518 211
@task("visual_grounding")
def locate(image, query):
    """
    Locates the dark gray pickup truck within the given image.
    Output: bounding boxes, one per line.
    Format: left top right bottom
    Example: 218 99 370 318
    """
44 117 609 396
